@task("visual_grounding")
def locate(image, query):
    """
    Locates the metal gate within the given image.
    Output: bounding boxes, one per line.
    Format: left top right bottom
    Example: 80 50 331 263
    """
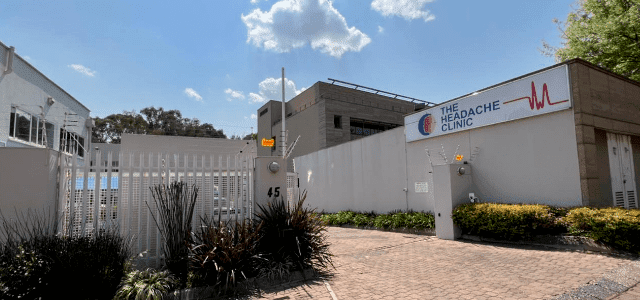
59 151 255 268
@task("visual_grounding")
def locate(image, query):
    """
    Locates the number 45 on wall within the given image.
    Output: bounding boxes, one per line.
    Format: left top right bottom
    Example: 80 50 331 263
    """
267 187 281 198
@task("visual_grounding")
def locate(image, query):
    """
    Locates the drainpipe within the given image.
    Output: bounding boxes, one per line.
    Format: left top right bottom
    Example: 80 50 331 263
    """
4 46 15 74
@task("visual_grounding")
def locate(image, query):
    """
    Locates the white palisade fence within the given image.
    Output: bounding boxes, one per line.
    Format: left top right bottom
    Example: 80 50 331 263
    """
59 151 255 268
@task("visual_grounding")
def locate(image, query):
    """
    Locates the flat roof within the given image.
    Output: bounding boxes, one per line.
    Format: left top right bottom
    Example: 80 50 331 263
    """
0 40 91 113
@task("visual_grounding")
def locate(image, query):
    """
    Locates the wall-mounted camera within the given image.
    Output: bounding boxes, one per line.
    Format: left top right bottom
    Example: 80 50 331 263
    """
469 193 479 203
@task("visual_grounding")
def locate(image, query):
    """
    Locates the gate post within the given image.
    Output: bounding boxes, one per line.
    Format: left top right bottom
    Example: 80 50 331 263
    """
254 157 288 211
433 164 474 240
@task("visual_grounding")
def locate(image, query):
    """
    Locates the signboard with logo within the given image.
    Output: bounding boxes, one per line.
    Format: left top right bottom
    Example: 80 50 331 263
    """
405 65 571 142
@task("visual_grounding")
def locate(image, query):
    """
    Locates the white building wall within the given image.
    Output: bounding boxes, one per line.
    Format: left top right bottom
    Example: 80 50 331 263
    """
407 109 583 211
0 42 90 153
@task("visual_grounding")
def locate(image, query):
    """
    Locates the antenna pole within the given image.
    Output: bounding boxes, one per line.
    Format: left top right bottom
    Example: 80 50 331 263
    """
281 67 286 158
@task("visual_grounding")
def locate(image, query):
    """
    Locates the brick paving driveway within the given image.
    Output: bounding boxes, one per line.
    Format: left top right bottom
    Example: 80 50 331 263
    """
250 227 639 300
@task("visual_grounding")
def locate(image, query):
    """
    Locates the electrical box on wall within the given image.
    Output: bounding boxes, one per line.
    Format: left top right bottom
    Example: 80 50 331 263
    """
254 156 287 209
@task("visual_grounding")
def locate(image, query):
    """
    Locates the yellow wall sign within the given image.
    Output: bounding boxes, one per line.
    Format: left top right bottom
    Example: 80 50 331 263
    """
455 154 464 161
261 138 275 147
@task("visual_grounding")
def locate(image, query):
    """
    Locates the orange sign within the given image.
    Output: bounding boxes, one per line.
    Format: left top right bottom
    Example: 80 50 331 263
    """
261 138 275 147
455 154 464 161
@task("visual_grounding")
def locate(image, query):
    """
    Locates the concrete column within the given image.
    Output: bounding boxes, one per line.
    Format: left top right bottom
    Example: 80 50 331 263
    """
254 157 288 210
433 164 474 240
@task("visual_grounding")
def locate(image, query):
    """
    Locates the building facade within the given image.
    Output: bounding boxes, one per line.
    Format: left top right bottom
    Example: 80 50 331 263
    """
257 80 428 170
295 59 640 213
0 42 92 158
0 41 92 221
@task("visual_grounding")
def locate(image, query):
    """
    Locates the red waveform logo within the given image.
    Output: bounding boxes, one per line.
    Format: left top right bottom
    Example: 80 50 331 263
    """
503 81 569 110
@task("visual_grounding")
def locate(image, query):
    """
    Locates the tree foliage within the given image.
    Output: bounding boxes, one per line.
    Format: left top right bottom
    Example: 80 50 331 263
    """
542 0 640 81
91 107 227 143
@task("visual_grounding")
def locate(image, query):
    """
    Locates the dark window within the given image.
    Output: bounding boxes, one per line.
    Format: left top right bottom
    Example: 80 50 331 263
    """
77 136 84 157
349 118 401 140
9 112 15 138
271 135 276 152
260 108 269 117
334 115 342 129
16 112 31 142
10 108 55 148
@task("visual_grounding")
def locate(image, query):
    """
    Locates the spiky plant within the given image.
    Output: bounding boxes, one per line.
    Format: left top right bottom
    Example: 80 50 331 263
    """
114 268 176 300
0 209 131 300
254 191 334 275
188 216 262 295
147 182 198 285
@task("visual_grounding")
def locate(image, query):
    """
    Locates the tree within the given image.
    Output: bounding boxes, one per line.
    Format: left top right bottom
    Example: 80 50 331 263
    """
542 0 640 81
92 106 227 143
242 133 257 140
92 112 148 144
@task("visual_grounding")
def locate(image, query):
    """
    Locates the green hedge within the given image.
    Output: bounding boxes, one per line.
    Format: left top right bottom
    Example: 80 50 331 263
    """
321 211 435 230
451 203 563 240
562 207 640 252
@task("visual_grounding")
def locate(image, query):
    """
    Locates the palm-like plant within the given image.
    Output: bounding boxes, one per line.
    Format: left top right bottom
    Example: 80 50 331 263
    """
254 191 334 275
114 268 176 300
188 216 262 295
147 182 198 285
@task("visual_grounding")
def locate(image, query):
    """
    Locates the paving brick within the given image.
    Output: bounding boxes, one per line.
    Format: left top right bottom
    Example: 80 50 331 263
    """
242 227 640 300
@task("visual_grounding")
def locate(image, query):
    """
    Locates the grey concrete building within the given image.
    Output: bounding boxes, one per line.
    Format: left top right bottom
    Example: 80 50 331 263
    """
257 80 429 170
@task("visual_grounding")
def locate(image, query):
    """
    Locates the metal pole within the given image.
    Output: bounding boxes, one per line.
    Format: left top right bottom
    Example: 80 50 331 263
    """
282 67 286 158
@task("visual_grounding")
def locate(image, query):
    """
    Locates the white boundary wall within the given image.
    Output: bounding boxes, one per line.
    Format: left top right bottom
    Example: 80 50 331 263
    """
294 127 408 213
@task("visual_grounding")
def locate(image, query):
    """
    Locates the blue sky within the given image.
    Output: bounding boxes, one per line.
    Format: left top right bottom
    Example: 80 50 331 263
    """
1 0 575 138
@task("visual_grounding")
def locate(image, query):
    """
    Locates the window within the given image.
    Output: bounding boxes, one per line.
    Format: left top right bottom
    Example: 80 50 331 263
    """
60 128 85 157
349 118 401 140
259 108 269 117
271 135 277 152
334 115 342 129
9 108 55 148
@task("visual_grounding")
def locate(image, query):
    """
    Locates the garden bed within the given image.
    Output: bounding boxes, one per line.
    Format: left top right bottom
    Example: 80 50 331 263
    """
327 224 435 236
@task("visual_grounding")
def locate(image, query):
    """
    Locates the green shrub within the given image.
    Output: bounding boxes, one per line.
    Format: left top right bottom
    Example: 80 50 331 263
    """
0 209 132 300
114 268 176 300
254 191 333 276
562 207 640 252
321 210 434 230
188 217 262 294
351 214 374 227
148 182 199 285
451 203 562 240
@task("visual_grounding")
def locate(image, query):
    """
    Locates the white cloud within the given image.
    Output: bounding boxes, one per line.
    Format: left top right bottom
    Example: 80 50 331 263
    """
378 25 384 33
250 0 265 3
23 56 31 60
241 0 371 58
251 113 257 119
371 0 436 22
184 88 203 102
249 77 306 104
68 64 96 77
224 88 246 101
